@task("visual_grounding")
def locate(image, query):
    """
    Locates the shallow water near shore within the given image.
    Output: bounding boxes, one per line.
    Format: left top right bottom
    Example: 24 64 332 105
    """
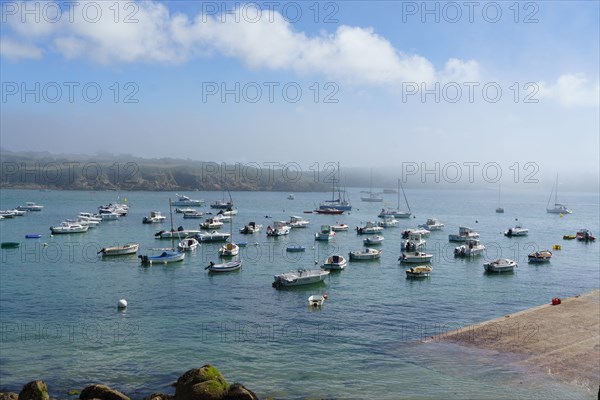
1 188 598 398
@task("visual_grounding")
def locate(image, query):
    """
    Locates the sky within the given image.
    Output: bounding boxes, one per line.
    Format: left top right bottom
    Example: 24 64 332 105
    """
1 0 599 188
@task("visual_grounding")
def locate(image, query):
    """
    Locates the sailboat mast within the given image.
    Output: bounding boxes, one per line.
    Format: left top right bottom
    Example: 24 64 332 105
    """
169 198 175 250
399 178 411 213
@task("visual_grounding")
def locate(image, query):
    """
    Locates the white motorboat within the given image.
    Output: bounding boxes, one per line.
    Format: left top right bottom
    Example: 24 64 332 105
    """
266 221 291 237
99 243 139 256
377 179 411 218
206 260 242 273
546 174 571 214
363 235 384 245
308 294 327 307
178 238 200 252
143 211 166 224
349 248 382 260
402 228 430 238
197 230 231 242
213 214 232 224
240 222 262 234
219 208 238 216
99 203 128 216
484 258 517 273
528 250 552 263
322 255 347 270
378 218 399 228
315 225 335 241
139 250 185 265
67 218 99 228
449 227 480 242
288 216 310 228
172 194 204 207
16 202 44 211
219 242 239 257
399 251 433 264
79 212 102 222
287 194 295 200
504 225 529 237
175 207 196 214
0 211 15 218
200 218 224 229
455 239 486 257
418 218 444 231
405 265 432 278
331 224 349 232
356 221 384 235
100 212 119 221
6 209 26 216
401 233 426 251
183 211 204 219
155 229 201 239
50 222 89 234
273 269 330 288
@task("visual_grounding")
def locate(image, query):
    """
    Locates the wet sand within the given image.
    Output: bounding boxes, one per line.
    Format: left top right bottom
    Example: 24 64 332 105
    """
435 289 600 393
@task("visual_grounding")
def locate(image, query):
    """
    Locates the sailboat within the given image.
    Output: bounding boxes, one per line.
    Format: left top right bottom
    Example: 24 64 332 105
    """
378 179 411 218
496 184 504 213
210 190 234 209
139 199 185 265
361 169 383 202
546 175 572 214
219 200 239 256
319 163 352 211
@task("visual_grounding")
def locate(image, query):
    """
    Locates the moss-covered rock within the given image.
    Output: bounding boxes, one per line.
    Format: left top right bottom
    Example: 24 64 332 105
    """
19 381 49 400
174 364 230 400
0 393 18 400
142 393 174 400
225 383 259 400
79 384 130 400
67 389 80 396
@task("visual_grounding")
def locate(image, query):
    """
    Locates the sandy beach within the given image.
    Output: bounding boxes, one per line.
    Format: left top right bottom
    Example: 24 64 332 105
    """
435 289 600 393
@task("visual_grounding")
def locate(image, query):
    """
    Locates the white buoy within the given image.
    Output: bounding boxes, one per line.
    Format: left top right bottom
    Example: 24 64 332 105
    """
117 299 127 309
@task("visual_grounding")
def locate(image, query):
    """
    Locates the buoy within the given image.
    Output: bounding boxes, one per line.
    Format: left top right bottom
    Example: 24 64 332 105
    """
559 213 563 218
553 244 561 250
117 299 127 309
323 294 328 299
43 243 48 247
551 298 561 305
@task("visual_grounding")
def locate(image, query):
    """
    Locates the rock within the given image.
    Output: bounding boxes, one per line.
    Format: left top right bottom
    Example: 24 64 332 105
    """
143 394 174 400
67 389 81 396
79 384 130 400
174 364 230 400
225 383 259 400
19 381 49 400
0 393 18 400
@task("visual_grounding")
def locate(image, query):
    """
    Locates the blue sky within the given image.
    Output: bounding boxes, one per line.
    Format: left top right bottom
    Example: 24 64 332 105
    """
1 1 598 185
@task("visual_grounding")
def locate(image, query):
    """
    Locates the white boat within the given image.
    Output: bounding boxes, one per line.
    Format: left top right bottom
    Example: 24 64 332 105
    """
6 209 26 216
206 260 242 272
356 221 384 235
418 218 444 231
0 211 15 218
349 248 382 260
197 230 231 242
363 235 384 245
67 218 99 228
175 207 196 214
172 194 204 207
449 226 480 242
399 251 433 264
322 255 347 270
288 216 310 228
266 221 291 236
378 218 399 228
219 242 239 257
210 191 234 209
504 225 529 237
401 233 426 251
220 208 238 216
331 224 349 232
183 211 204 219
50 222 89 234
308 295 326 307
99 243 139 256
178 238 200 252
405 265 432 278
139 250 185 265
79 212 102 222
240 222 262 234
287 193 295 200
576 229 596 242
100 212 119 221
315 225 335 241
455 239 486 257
361 169 383 202
402 228 430 238
143 211 166 224
319 163 352 211
378 179 411 218
213 214 232 224
528 250 552 263
484 258 517 273
546 174 572 214
16 202 44 211
273 269 330 288
99 203 128 216
200 218 224 229
156 229 201 239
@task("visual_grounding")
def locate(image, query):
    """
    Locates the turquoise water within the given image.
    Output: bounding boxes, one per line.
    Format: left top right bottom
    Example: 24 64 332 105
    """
1 188 598 399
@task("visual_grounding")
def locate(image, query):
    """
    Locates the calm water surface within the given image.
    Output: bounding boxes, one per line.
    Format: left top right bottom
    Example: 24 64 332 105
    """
0 188 598 399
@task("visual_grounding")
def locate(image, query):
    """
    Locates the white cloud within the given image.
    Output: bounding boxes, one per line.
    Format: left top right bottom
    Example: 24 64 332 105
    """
0 37 43 61
538 74 600 107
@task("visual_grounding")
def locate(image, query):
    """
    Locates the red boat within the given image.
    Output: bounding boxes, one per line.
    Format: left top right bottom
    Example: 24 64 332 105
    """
576 229 596 241
314 208 344 215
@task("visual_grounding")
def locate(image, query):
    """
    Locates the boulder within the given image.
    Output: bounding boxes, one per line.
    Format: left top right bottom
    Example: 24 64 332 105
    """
0 393 18 400
225 383 259 400
19 381 49 400
174 365 229 400
143 394 174 400
79 384 130 400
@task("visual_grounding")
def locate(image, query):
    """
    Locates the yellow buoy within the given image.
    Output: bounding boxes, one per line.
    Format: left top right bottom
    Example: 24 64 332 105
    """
553 244 561 250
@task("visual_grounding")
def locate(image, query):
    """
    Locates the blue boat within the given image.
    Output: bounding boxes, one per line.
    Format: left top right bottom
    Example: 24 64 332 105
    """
139 251 184 265
286 245 306 252
25 234 42 239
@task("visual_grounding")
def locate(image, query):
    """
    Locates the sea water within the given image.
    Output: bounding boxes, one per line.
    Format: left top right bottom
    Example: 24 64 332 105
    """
0 188 598 399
